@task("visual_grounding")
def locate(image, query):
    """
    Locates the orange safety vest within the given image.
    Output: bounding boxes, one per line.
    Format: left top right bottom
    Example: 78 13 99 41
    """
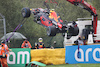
0 44 9 57
21 41 32 48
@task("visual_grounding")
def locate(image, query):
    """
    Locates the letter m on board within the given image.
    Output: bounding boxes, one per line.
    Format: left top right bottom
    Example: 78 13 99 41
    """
17 51 30 64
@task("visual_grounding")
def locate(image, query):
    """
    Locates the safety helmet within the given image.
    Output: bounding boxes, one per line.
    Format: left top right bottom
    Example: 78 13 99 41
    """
1 40 5 44
50 9 55 13
38 38 43 42
1 41 5 44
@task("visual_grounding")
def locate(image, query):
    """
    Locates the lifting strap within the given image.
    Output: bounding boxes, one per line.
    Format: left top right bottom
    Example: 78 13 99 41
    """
5 18 27 43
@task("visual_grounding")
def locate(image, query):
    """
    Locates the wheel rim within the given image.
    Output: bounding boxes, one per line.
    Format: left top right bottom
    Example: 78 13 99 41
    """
22 9 26 17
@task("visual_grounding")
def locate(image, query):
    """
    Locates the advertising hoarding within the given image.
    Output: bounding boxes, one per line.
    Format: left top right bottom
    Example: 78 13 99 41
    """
7 48 31 67
65 45 100 64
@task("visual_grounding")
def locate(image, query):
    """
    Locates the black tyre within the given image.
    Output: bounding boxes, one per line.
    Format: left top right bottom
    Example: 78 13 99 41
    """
67 26 79 39
21 7 31 18
47 26 57 36
73 26 79 36
68 26 79 36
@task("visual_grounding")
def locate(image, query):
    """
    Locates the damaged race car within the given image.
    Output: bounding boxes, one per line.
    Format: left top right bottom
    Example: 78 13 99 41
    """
21 7 79 38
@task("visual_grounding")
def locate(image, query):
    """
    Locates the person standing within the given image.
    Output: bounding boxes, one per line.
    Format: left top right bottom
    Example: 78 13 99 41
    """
77 36 84 45
74 36 84 45
21 39 32 48
0 41 9 67
35 38 45 49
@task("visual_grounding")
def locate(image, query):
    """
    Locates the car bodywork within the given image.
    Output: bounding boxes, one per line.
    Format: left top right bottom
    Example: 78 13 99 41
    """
21 7 79 38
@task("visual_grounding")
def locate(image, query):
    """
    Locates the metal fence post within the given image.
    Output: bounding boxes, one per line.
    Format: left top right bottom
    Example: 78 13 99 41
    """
0 13 6 44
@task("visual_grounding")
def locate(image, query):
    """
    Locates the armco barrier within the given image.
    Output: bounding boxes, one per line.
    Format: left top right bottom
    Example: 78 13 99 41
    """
31 48 65 65
65 45 100 64
7 48 31 67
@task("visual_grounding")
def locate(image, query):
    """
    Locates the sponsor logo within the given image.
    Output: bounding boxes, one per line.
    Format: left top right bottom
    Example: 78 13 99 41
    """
75 48 100 62
7 51 30 64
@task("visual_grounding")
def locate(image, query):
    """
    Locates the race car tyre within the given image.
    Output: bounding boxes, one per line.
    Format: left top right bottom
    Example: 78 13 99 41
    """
21 7 31 18
67 26 79 39
67 26 79 36
47 26 57 36
73 26 79 36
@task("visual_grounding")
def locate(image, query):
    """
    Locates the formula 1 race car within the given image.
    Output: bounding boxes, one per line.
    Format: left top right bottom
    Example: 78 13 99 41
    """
21 7 79 38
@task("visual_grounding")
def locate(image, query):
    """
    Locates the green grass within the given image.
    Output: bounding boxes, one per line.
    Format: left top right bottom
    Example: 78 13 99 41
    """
45 64 100 67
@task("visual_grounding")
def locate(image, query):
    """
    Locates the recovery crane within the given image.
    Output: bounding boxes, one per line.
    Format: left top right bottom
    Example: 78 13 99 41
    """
66 0 97 34
64 0 99 46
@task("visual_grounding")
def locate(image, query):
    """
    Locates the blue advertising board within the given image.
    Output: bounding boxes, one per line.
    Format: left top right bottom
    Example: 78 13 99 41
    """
65 45 100 64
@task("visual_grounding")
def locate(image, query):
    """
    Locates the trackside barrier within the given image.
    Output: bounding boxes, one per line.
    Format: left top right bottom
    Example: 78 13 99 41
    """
31 48 65 65
7 48 31 67
7 48 65 67
65 45 100 64
6 45 100 66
